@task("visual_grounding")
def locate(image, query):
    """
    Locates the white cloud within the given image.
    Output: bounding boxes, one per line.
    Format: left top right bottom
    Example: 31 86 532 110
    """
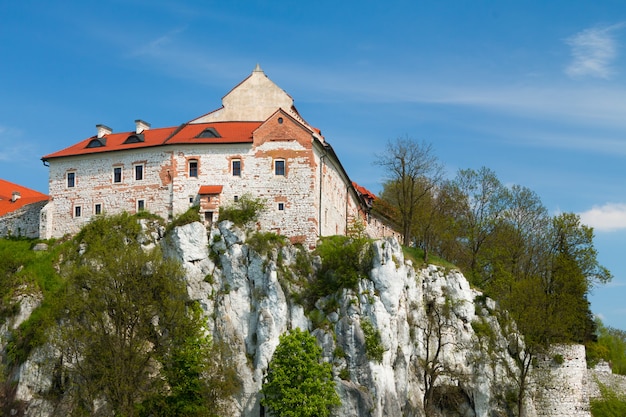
565 24 624 79
579 203 626 232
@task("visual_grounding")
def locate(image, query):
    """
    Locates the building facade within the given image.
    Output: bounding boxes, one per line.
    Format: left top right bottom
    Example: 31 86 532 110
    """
0 179 49 238
41 66 399 246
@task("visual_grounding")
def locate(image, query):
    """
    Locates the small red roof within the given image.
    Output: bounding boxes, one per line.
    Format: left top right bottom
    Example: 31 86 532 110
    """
352 182 377 201
0 179 48 217
42 121 262 161
198 185 224 195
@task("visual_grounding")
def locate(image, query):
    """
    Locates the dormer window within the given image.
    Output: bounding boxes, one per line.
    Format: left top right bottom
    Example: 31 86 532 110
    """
86 138 106 148
196 127 221 138
124 133 145 144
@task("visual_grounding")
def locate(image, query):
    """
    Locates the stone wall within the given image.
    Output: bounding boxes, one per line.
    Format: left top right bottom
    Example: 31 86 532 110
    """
44 129 368 247
0 200 48 238
534 344 590 417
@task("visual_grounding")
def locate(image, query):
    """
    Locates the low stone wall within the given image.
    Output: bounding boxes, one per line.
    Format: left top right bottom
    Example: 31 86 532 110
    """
587 363 626 399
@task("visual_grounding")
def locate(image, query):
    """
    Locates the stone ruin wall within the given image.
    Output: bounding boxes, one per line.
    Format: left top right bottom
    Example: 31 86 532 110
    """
0 200 48 238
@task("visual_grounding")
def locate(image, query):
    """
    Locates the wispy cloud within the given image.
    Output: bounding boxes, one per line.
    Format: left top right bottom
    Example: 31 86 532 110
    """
565 23 624 79
579 203 626 232
0 125 36 162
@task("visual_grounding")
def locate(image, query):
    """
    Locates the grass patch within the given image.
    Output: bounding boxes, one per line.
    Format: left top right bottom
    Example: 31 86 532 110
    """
591 381 626 416
166 206 201 232
402 246 457 270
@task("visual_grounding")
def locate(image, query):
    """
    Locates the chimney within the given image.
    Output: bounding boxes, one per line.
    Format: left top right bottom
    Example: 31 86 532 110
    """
96 124 112 138
11 191 21 202
135 119 151 134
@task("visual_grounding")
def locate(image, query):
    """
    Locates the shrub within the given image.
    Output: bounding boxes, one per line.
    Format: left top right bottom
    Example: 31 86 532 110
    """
218 194 265 227
247 231 288 257
261 329 340 417
312 235 372 298
166 206 201 232
361 319 385 362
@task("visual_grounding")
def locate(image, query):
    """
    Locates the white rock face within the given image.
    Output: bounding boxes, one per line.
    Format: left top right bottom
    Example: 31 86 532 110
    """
167 225 526 417
4 221 601 417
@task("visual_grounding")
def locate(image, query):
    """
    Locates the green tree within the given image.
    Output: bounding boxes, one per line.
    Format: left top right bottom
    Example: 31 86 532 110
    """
57 213 238 416
449 167 509 285
261 328 340 417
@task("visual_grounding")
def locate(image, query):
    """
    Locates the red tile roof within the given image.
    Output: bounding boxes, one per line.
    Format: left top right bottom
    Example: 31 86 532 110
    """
352 182 377 201
198 185 224 195
42 122 262 160
0 179 48 217
165 122 261 145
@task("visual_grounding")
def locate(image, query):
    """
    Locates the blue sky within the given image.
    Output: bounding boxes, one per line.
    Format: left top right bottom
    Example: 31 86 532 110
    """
1 1 626 329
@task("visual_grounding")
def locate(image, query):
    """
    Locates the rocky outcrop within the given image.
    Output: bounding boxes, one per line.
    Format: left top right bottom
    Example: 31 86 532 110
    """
3 221 606 416
163 222 524 416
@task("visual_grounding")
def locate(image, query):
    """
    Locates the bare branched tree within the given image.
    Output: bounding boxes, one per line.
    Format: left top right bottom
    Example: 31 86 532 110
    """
375 137 443 246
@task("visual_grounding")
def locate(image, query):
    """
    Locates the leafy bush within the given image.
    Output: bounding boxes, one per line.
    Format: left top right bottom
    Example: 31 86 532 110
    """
361 319 385 362
261 328 340 417
247 231 288 257
218 194 265 227
312 235 372 298
587 318 626 375
471 319 494 341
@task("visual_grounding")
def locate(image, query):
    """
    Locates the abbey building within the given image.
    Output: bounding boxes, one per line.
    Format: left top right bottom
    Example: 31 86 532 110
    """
35 65 397 246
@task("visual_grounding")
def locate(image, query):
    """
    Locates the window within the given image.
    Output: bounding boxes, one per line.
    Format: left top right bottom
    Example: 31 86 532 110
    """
274 159 285 176
278 203 285 211
134 164 144 181
234 195 239 202
94 203 102 215
113 167 122 183
196 127 221 138
137 199 145 212
232 159 241 176
74 206 82 218
67 172 75 188
189 159 198 177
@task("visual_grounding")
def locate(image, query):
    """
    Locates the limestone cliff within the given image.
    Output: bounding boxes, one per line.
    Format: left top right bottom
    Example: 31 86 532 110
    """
2 221 596 416
163 221 524 417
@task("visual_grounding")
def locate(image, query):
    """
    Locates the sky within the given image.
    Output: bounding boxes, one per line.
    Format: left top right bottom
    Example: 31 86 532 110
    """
1 1 625 329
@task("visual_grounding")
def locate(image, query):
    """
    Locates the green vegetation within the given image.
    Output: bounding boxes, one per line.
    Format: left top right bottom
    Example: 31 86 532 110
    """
361 319 385 362
402 245 456 270
590 382 626 417
218 194 266 227
311 235 372 298
167 205 201 232
587 318 626 375
261 328 340 417
376 142 612 416
0 214 239 416
1 238 66 365
247 231 288 257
